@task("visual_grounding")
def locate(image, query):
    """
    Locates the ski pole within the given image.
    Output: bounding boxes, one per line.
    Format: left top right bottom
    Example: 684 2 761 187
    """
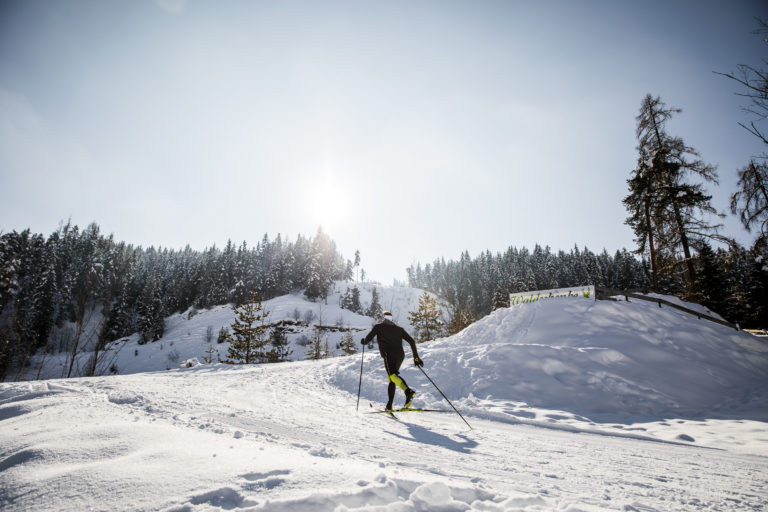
356 340 365 412
417 365 473 430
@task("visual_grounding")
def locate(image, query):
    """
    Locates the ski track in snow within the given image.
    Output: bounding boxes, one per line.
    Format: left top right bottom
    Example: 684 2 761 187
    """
2 361 767 512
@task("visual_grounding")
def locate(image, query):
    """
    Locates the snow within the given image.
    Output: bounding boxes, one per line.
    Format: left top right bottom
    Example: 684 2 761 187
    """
2 287 768 510
24 282 450 380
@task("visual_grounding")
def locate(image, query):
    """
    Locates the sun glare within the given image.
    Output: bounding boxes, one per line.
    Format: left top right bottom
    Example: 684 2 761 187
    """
304 174 349 232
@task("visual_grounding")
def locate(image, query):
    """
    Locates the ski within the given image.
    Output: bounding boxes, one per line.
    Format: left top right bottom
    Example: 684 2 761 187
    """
368 408 452 414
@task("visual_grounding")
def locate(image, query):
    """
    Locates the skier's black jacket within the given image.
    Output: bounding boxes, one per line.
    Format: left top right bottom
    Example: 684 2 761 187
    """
364 319 419 363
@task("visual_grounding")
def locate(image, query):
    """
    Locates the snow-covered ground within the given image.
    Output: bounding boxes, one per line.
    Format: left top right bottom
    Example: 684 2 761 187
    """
2 291 768 510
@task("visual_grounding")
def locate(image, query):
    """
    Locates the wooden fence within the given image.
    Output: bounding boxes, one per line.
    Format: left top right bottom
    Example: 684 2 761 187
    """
595 288 739 331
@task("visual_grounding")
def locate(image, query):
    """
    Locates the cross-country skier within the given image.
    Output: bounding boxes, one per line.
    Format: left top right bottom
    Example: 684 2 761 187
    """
362 310 424 410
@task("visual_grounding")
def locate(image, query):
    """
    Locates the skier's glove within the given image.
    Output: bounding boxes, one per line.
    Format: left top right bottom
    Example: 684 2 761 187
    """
414 356 424 368
360 338 372 348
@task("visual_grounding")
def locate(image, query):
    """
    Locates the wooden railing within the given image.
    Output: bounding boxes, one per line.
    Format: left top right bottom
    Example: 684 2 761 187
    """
595 287 739 331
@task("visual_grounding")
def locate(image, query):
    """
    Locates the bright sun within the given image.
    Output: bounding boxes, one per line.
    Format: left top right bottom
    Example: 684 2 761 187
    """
304 174 348 232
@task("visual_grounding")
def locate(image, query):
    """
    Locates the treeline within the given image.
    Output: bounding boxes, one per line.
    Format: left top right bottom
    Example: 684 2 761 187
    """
407 245 648 317
0 222 350 380
406 242 768 329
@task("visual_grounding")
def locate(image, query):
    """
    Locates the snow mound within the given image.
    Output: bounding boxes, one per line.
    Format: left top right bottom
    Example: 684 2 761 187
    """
332 295 768 425
421 296 768 419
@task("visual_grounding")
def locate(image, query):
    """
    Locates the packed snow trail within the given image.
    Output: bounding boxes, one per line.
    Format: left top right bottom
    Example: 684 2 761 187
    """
2 359 767 511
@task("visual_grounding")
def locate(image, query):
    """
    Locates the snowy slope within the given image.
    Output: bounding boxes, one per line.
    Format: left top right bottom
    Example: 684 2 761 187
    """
2 291 768 510
25 282 449 380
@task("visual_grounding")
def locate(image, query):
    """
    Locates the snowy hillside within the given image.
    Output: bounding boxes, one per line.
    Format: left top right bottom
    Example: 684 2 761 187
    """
2 291 768 510
23 282 449 380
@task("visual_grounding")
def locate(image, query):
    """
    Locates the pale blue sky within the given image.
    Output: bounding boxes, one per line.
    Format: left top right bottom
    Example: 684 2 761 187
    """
1 0 767 283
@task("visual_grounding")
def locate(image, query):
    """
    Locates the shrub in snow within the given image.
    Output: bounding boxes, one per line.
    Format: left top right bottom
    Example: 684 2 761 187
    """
180 358 201 368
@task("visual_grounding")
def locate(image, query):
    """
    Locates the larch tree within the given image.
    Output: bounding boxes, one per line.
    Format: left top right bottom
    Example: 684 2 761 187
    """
624 94 729 291
408 291 443 342
718 20 768 246
731 160 768 243
446 304 475 336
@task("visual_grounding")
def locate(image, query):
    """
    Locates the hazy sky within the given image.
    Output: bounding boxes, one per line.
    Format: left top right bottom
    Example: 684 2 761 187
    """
1 0 767 283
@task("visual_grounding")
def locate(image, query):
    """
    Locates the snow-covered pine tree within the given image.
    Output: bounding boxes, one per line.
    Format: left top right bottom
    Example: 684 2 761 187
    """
137 275 164 344
491 287 510 310
350 286 362 314
340 287 353 310
408 291 443 342
224 291 270 364
367 286 382 318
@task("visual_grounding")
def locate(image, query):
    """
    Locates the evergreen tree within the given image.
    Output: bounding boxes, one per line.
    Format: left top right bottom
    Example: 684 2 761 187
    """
305 327 330 360
266 325 292 363
350 286 362 314
743 243 768 327
224 291 270 364
691 243 728 315
137 275 164 344
202 345 218 364
340 287 354 311
491 287 510 310
367 286 382 318
338 327 357 355
343 260 354 282
446 304 475 336
731 160 768 245
408 291 443 342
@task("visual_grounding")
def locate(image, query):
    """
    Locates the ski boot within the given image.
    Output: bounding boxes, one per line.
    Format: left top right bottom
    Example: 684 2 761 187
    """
403 388 416 409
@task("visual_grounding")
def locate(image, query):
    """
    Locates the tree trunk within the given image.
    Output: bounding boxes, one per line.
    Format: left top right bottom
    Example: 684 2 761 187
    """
644 197 658 290
672 203 696 286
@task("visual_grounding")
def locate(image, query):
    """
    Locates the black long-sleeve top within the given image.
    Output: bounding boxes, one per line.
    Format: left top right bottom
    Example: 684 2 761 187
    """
364 319 419 358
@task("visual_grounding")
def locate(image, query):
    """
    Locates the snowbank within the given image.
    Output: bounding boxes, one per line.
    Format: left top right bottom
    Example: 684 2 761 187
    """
420 296 768 419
